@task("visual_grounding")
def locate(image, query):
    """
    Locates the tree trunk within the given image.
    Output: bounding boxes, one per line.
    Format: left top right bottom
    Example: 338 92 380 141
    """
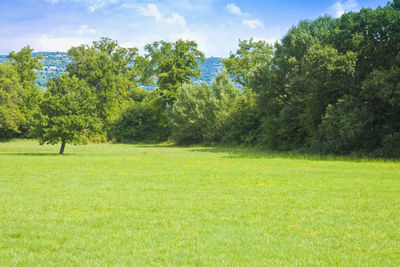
59 142 66 155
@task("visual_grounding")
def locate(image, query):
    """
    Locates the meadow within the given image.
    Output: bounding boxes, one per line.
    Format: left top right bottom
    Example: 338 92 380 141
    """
0 140 399 265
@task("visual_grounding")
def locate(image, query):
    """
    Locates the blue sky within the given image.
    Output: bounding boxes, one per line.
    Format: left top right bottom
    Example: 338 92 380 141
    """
0 0 389 57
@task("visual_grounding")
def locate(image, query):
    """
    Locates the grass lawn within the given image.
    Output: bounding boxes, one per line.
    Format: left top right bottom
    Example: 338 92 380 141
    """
0 139 399 265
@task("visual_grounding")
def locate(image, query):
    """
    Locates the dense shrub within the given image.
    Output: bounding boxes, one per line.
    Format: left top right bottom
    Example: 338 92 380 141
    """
168 71 241 145
221 104 262 145
312 97 377 154
0 47 43 139
167 82 213 144
112 96 169 143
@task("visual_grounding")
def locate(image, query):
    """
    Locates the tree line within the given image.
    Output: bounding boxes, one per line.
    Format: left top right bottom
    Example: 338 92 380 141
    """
1 1 399 156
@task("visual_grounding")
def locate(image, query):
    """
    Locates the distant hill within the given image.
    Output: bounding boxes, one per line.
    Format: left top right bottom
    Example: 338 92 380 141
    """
0 52 224 89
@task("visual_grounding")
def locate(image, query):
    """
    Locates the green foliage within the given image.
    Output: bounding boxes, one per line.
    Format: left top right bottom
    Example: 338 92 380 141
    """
311 3 400 156
139 40 205 104
0 47 43 138
210 70 241 140
168 82 212 144
297 44 357 136
332 3 400 80
8 46 43 88
0 63 25 137
391 0 400 9
222 38 273 87
34 75 101 154
247 17 339 149
380 132 400 157
248 3 400 156
316 55 400 156
313 96 377 154
112 91 169 143
221 103 262 145
67 37 139 134
168 71 240 144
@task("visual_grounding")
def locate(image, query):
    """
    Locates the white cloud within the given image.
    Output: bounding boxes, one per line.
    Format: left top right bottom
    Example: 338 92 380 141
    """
31 35 92 51
171 29 209 52
166 13 186 27
253 37 278 45
46 0 122 12
91 0 121 12
331 0 359 18
140 3 163 21
0 0 291 57
243 19 264 29
78 25 96 35
165 0 216 11
226 3 244 16
139 4 186 27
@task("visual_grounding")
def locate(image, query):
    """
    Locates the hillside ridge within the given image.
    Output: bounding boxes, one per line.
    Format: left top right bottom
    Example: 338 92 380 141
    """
0 52 223 88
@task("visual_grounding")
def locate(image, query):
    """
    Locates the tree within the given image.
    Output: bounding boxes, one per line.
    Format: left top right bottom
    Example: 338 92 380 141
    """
34 75 101 154
209 70 241 140
8 46 43 88
66 37 139 135
250 16 338 150
332 3 400 81
247 3 400 155
167 82 212 144
313 2 400 155
0 62 25 137
222 38 273 87
296 44 357 137
111 90 169 143
168 71 241 144
139 39 205 104
0 46 43 138
314 96 377 154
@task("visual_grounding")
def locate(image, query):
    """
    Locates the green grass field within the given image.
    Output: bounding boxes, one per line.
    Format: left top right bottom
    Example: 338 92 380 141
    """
0 140 399 265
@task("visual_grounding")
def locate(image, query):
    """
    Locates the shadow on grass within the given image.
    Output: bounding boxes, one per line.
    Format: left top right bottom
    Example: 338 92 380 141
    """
132 144 174 148
113 141 174 148
0 152 76 157
188 146 400 163
0 138 17 143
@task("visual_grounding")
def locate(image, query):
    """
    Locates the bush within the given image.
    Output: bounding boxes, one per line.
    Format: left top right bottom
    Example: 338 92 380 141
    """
376 132 400 157
221 102 262 145
312 96 377 154
168 71 241 145
112 96 169 143
167 83 213 144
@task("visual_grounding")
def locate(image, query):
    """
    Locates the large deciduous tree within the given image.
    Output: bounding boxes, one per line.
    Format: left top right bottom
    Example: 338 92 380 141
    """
139 39 205 104
247 2 400 155
34 75 101 154
222 38 273 87
0 62 25 137
66 37 139 135
250 16 340 150
0 46 43 138
168 71 240 144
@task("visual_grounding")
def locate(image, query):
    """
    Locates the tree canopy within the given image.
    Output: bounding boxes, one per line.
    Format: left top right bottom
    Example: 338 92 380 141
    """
247 2 400 155
0 46 42 138
222 38 273 87
139 39 205 104
34 75 101 154
67 37 139 134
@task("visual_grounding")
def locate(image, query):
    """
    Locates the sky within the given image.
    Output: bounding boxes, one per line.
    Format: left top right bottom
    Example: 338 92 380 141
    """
0 0 389 57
